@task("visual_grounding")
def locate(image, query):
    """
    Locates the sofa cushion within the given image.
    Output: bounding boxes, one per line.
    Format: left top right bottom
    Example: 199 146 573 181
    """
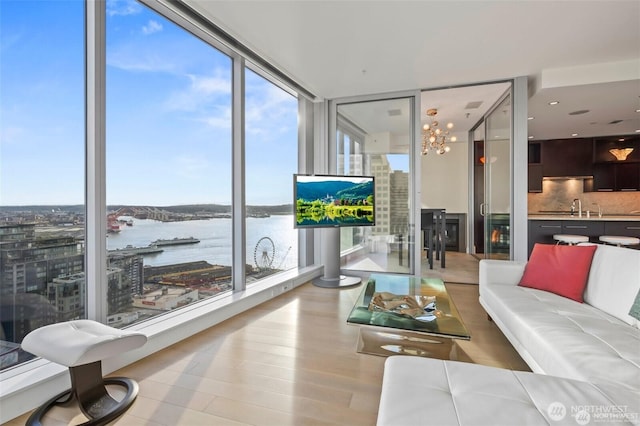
583 244 640 327
378 356 640 426
518 243 597 302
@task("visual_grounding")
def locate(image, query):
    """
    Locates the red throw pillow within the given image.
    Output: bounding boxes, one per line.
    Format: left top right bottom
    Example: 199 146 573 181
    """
518 243 597 302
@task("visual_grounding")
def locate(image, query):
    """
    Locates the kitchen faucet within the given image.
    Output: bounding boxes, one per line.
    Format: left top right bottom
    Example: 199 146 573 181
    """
571 199 582 218
593 203 603 218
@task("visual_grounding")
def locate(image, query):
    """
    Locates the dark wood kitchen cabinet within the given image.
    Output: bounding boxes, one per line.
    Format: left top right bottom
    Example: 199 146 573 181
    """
591 135 640 191
592 162 640 191
528 164 543 192
592 163 616 191
528 220 561 255
528 219 607 257
541 138 592 177
528 142 542 192
560 221 605 238
615 163 640 191
604 221 640 238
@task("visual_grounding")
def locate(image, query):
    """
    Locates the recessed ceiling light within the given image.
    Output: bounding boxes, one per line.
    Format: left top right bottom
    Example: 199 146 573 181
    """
636 109 640 113
569 109 590 115
571 133 578 137
528 116 534 120
528 135 534 139
549 101 559 106
636 129 640 133
619 138 625 142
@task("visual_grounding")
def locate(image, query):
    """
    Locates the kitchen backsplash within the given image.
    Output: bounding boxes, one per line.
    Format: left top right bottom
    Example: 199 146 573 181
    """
528 179 640 215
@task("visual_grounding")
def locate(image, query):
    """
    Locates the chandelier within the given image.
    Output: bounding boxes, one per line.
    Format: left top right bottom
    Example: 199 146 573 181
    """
421 108 456 155
609 148 634 161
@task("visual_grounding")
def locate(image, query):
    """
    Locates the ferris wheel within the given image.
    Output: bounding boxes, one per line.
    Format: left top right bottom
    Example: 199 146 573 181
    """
254 237 275 270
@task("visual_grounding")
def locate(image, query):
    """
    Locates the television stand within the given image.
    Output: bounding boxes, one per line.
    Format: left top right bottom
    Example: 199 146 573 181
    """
313 274 361 288
312 228 361 289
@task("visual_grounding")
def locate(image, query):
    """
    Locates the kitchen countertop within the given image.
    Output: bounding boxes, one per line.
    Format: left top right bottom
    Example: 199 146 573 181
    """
528 215 640 221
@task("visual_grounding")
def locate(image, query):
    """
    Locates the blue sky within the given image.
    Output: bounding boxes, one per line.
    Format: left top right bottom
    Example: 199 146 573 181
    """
0 0 298 206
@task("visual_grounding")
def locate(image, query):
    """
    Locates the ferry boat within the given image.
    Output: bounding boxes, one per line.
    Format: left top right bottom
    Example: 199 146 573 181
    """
108 245 164 255
152 237 200 246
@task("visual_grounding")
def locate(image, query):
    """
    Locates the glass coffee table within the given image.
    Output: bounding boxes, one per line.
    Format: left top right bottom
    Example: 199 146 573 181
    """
347 273 470 359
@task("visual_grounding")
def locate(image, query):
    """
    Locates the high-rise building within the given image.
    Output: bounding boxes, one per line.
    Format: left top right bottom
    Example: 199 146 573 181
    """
370 155 391 236
0 224 84 342
390 170 409 233
108 253 144 297
47 273 85 322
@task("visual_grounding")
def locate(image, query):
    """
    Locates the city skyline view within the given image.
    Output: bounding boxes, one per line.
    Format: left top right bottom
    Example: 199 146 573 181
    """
0 0 299 207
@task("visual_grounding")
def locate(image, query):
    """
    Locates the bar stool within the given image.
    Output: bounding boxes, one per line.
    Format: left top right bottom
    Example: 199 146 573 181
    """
553 234 589 245
599 235 640 247
21 320 147 426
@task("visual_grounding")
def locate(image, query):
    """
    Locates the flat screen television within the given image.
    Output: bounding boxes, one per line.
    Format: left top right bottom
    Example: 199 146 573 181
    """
294 174 375 228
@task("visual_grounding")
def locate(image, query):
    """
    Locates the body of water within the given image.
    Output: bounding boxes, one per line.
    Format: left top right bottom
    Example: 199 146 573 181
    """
107 215 298 270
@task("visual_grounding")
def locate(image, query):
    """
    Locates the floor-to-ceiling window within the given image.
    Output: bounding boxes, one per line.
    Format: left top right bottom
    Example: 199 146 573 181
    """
105 3 233 326
244 69 298 279
0 0 85 369
0 0 303 375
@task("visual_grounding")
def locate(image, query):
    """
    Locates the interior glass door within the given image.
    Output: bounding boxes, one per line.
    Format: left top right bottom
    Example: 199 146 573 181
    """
484 93 512 259
336 97 414 274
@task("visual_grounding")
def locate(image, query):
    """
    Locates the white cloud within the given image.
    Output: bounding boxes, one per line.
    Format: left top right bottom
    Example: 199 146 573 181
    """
108 48 176 73
142 20 163 35
203 107 232 130
190 74 231 95
106 0 142 17
245 84 297 139
164 73 231 112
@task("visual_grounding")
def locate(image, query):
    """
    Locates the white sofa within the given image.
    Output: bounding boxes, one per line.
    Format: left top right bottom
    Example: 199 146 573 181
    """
377 243 640 425
479 243 640 392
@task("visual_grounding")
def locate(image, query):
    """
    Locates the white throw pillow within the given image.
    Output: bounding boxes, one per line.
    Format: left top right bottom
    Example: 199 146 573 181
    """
583 244 640 327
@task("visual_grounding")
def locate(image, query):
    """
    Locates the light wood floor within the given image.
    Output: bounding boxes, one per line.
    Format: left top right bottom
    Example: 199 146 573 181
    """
7 255 529 426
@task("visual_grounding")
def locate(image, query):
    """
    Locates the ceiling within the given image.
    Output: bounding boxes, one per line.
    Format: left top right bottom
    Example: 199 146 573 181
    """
184 0 640 141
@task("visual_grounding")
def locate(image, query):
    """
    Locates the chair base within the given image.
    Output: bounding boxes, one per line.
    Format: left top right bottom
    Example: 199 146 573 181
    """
26 361 139 426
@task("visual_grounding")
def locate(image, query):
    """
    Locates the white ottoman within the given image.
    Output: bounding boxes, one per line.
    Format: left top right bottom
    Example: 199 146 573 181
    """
21 320 147 425
377 356 639 426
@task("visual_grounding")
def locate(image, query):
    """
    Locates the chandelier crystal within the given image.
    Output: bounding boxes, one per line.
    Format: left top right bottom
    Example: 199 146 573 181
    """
421 108 456 155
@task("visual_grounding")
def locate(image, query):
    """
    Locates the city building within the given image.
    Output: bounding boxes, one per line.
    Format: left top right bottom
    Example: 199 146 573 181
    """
0 224 84 343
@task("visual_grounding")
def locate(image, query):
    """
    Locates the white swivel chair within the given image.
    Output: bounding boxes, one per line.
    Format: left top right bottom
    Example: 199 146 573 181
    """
21 320 147 426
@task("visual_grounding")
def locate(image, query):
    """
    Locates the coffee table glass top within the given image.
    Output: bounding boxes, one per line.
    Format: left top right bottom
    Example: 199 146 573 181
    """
347 273 470 339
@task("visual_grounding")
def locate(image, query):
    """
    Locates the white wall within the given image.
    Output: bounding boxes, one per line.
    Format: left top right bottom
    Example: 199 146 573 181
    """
420 141 468 212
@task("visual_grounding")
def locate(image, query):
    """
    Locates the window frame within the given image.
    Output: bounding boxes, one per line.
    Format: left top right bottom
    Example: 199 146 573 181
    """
0 1 320 421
